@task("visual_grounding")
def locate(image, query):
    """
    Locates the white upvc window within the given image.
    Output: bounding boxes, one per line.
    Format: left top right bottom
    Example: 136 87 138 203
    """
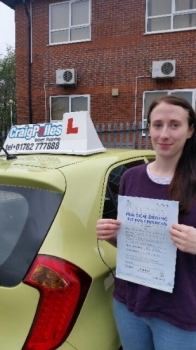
49 0 91 44
50 94 90 121
146 0 196 33
142 89 196 127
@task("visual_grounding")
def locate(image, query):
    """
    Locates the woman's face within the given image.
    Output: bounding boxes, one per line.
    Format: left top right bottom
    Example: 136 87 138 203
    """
149 102 194 162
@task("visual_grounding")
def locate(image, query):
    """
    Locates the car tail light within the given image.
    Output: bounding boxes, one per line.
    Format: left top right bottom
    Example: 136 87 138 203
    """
22 255 92 350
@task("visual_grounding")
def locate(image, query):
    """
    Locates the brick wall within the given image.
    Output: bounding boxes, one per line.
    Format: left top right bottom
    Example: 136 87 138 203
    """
15 0 196 125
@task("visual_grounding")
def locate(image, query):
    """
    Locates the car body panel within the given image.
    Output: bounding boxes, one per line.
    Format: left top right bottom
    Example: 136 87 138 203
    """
0 285 39 349
0 156 66 192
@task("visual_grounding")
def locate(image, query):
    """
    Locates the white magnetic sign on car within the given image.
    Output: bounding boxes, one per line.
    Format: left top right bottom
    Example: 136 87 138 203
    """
0 111 106 156
61 111 106 154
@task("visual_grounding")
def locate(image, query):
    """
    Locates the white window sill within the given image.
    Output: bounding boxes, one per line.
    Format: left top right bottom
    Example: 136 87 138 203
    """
144 26 196 35
48 39 91 46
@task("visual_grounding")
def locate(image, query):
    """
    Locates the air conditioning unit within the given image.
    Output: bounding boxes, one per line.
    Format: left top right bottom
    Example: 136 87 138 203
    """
56 69 77 85
152 60 176 79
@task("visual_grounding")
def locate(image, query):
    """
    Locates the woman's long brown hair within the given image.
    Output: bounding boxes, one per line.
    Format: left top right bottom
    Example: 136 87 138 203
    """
147 95 196 214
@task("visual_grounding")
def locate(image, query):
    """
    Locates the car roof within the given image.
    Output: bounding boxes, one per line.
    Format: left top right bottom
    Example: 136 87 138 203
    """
0 148 155 170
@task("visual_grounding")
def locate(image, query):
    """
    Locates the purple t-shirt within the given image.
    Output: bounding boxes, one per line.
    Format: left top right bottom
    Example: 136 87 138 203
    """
114 163 196 331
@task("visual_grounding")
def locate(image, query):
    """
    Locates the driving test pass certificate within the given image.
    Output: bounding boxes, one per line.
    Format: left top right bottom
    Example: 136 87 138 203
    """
116 196 179 293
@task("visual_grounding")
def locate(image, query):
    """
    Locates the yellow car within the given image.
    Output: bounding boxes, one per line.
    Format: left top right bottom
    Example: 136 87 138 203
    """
0 148 155 350
0 112 155 349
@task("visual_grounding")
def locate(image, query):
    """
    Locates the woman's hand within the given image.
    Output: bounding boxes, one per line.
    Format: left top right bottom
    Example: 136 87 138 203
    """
170 223 196 254
96 219 121 246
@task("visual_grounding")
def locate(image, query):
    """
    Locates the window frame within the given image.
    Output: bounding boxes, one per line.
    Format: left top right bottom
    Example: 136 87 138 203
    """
145 0 196 34
50 94 90 122
142 88 196 129
49 0 91 45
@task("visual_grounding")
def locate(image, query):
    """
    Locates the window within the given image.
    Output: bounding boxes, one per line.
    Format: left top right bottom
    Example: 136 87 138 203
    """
142 89 196 127
0 186 63 287
146 0 196 33
49 0 91 44
103 160 147 219
50 95 90 121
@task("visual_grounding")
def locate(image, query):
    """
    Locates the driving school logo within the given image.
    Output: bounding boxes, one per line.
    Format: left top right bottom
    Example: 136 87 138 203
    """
9 123 62 140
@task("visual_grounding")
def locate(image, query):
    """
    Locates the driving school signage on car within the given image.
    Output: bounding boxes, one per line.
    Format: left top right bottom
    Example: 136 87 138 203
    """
1 112 106 155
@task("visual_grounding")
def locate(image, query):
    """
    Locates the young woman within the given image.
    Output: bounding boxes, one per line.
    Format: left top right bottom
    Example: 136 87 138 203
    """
96 95 196 350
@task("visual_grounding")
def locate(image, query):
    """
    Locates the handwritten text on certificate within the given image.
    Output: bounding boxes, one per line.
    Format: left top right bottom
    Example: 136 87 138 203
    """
116 196 179 293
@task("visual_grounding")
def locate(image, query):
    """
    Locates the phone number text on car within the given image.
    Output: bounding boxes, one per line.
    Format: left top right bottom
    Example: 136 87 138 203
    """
5 142 60 151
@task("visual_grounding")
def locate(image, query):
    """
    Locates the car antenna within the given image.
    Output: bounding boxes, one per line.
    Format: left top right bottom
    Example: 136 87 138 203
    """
1 146 17 160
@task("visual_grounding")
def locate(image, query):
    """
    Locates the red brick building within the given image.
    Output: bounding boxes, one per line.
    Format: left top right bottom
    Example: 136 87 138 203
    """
2 0 196 126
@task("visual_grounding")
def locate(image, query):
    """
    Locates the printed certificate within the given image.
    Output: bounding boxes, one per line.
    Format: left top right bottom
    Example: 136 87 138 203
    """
116 196 179 293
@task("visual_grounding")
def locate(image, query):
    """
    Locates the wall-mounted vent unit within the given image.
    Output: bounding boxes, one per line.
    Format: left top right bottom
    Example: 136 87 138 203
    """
56 69 77 85
152 60 176 79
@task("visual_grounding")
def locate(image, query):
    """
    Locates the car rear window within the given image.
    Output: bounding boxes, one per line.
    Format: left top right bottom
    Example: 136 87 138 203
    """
0 185 63 287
